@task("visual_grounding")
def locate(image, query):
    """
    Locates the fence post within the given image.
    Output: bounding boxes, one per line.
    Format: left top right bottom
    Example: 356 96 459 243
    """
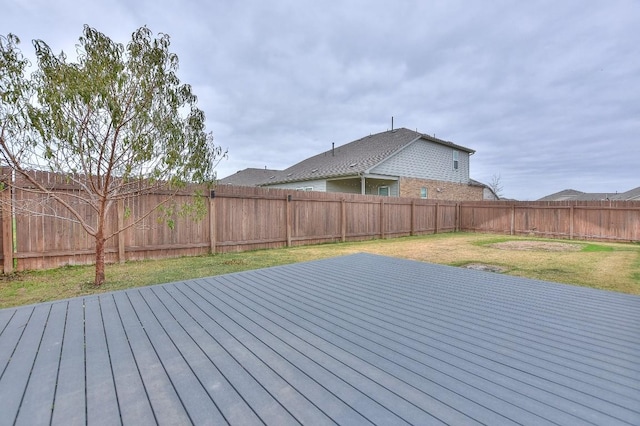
434 202 439 234
117 199 126 264
341 199 347 242
1 189 13 274
569 205 574 240
456 203 460 232
286 195 292 247
380 199 385 238
510 204 515 236
209 190 217 254
410 200 415 236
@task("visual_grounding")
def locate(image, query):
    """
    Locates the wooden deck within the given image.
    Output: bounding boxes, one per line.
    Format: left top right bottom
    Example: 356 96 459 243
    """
1 253 639 425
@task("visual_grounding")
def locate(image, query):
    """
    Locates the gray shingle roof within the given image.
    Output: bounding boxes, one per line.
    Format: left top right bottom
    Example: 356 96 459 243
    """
538 188 640 201
264 128 474 185
537 189 586 201
614 186 640 200
218 167 282 186
1 253 639 425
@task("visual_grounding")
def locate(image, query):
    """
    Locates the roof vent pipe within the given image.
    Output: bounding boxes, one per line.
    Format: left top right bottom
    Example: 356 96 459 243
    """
391 116 394 131
332 142 335 156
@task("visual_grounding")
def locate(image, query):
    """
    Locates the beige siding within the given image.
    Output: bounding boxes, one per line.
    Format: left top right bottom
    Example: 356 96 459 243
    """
371 140 470 183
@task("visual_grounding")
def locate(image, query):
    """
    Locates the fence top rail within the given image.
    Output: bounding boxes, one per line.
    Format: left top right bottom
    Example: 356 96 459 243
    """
460 203 640 211
215 193 291 201
467 200 640 207
569 205 640 211
214 186 458 206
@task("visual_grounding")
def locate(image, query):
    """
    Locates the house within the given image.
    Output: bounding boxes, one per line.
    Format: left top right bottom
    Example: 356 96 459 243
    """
220 128 497 201
538 186 640 201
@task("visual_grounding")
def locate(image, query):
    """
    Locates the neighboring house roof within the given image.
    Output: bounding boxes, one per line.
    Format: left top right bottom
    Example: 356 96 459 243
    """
2 253 638 424
469 179 499 200
538 187 640 201
469 178 490 188
537 189 585 201
263 128 474 185
541 189 616 201
218 167 281 186
614 186 640 200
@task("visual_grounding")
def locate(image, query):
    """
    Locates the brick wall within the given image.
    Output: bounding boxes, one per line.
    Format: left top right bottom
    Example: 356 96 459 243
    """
399 177 484 201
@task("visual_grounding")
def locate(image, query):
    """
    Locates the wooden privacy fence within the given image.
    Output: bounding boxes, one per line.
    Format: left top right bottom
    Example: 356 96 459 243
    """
460 200 640 241
210 186 457 254
0 183 639 273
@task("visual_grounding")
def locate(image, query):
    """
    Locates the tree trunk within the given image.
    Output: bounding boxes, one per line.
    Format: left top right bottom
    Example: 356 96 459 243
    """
94 233 106 286
94 196 108 286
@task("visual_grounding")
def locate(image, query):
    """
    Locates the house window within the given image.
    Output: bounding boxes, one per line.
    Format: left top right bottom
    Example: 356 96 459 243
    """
420 187 428 199
378 186 389 196
296 187 313 191
453 150 459 170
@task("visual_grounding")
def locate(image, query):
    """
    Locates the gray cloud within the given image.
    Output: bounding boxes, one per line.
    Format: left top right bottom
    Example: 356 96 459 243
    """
2 0 638 199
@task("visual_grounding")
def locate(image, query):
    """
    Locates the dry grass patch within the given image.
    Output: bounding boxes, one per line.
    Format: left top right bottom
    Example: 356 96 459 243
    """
307 233 640 294
489 241 583 252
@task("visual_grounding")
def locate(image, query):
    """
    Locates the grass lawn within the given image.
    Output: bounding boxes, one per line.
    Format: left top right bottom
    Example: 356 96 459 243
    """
1 232 639 309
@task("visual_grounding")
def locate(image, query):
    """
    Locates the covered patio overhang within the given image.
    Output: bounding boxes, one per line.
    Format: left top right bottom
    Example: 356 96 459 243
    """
326 173 399 196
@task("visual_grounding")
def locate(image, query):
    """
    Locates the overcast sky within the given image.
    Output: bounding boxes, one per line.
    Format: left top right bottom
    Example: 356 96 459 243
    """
3 0 639 200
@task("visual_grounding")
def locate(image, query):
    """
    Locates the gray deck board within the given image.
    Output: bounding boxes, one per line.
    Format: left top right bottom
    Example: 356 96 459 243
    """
85 297 121 425
0 253 639 425
15 301 66 426
140 286 265 425
125 289 227 425
112 291 191 426
151 285 300 426
0 307 33 381
0 308 15 336
0 304 50 425
99 294 156 426
50 298 86 426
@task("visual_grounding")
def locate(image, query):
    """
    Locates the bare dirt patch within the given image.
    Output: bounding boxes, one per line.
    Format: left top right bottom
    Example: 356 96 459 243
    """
463 264 507 273
489 241 582 252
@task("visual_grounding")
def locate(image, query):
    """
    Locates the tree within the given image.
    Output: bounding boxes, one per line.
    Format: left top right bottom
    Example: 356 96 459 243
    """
489 174 504 199
0 26 225 286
